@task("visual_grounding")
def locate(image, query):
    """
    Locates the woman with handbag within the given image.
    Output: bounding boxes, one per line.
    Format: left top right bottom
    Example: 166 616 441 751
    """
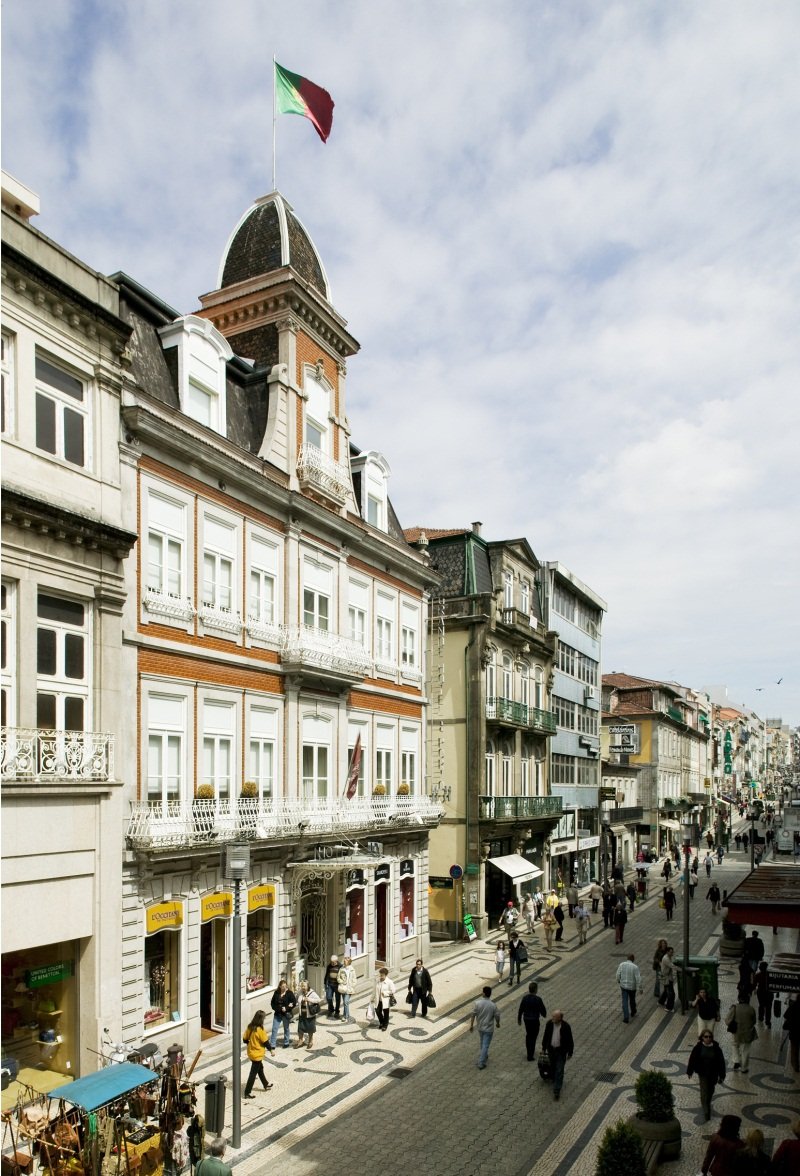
374 967 397 1031
507 933 527 985
658 946 676 1011
653 938 669 998
294 980 321 1050
338 954 357 1023
267 977 297 1052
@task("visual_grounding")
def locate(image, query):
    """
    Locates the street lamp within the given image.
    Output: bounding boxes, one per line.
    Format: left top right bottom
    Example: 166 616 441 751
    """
223 842 251 1150
680 814 694 1014
748 807 757 870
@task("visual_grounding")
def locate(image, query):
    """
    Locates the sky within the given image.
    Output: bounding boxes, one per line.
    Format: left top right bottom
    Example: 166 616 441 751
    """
3 0 799 730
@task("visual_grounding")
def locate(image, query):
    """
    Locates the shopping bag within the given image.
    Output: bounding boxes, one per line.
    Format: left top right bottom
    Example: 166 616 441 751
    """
659 899 666 909
537 1048 552 1081
365 1001 376 1023
405 991 413 1004
426 994 437 1009
773 997 782 1018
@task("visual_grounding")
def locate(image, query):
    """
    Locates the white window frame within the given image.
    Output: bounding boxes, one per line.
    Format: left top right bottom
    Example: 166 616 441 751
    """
501 653 513 701
347 720 369 798
201 698 237 801
246 530 281 644
1 331 15 436
36 592 90 732
1 581 16 728
200 511 241 637
146 691 188 810
302 713 332 801
34 351 88 469
375 591 396 671
400 726 419 795
247 705 278 801
503 571 513 610
520 580 530 616
500 741 513 796
376 723 395 792
142 481 195 628
302 557 333 632
158 315 231 438
400 600 420 679
304 370 331 455
485 739 496 796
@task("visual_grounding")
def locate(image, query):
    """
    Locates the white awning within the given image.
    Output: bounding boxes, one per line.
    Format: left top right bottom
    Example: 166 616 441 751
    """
660 819 681 831
487 854 543 883
610 824 627 835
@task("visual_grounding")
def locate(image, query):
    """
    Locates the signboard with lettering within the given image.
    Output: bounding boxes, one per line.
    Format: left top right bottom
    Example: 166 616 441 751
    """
578 835 600 850
247 883 276 912
374 863 391 882
347 870 365 887
201 892 233 922
400 859 414 877
609 724 639 754
429 877 454 890
26 961 74 989
145 901 183 935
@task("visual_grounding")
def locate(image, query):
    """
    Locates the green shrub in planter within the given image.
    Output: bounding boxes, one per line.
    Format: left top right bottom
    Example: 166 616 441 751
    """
596 1120 646 1176
634 1069 675 1122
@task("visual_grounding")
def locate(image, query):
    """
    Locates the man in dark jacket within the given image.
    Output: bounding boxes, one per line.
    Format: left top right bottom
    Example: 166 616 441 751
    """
323 955 342 1018
743 930 765 973
687 1030 726 1120
613 902 628 945
406 958 433 1018
542 1010 574 1100
783 994 800 1073
517 981 547 1061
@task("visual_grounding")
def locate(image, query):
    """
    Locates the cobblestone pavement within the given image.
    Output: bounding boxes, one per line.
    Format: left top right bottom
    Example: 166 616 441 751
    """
197 838 799 1175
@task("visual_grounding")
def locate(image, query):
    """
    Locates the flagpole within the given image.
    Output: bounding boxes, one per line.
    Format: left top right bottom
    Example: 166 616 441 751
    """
272 55 277 191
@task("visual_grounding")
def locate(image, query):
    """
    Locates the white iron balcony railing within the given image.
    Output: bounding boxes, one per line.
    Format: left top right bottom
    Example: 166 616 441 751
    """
1 727 115 782
296 443 351 505
143 587 195 622
281 624 373 679
126 794 444 851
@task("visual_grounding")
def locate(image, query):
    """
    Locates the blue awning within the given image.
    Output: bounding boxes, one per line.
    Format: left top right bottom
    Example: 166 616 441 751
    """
48 1063 158 1111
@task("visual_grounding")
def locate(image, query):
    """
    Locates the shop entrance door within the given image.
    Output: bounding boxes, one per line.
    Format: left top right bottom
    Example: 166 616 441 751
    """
375 882 388 962
200 920 228 1036
300 882 327 992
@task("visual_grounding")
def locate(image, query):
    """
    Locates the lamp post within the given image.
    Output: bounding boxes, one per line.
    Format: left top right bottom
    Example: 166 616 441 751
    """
680 815 694 1014
748 807 756 870
224 842 251 1150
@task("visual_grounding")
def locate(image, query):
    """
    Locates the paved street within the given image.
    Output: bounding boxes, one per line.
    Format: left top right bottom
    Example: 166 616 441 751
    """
197 839 799 1175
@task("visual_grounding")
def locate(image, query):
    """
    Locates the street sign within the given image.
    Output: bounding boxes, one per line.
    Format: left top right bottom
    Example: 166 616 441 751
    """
609 724 638 753
449 864 464 880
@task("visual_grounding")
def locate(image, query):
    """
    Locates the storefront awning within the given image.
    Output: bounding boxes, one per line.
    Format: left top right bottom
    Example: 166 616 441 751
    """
48 1063 158 1111
660 819 681 831
487 854 543 883
610 824 627 836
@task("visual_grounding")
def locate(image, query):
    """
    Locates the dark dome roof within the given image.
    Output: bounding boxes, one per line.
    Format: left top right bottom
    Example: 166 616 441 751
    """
217 192 330 300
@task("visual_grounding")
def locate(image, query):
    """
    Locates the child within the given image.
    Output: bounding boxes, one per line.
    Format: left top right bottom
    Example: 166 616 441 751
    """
495 941 506 981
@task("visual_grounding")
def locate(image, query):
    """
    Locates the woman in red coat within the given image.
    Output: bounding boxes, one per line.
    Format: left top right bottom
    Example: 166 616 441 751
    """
701 1114 744 1176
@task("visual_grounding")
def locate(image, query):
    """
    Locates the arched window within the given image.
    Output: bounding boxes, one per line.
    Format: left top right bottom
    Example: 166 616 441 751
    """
485 739 496 796
520 662 529 710
501 740 513 796
485 657 496 703
533 665 544 710
502 653 513 702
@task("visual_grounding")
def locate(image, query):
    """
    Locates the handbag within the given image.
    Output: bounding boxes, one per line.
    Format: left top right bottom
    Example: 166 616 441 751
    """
773 997 782 1018
659 899 666 909
517 944 528 964
426 994 437 1009
365 1001 376 1023
727 1018 737 1034
307 1001 320 1018
405 991 413 1004
389 994 397 1007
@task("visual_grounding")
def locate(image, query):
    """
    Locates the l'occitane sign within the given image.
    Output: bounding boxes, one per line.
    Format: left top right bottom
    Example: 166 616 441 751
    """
248 884 276 912
146 901 183 934
200 892 233 922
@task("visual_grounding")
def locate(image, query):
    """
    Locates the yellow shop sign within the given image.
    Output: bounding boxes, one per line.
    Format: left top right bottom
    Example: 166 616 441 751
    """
201 892 233 922
145 901 184 934
248 883 276 912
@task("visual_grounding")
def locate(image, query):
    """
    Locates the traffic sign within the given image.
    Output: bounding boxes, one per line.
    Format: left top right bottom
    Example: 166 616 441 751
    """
449 864 464 880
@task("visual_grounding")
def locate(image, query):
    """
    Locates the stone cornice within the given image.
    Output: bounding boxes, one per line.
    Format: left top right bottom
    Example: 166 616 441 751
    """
1 486 138 559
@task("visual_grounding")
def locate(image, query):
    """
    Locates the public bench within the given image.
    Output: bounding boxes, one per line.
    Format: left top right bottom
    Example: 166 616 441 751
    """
641 1137 662 1175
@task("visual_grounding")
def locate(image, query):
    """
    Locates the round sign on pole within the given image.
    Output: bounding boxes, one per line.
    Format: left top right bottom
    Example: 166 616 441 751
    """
449 864 463 880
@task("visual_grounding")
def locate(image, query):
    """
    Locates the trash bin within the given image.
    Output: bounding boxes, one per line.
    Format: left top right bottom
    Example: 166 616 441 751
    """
204 1074 227 1136
675 955 720 1003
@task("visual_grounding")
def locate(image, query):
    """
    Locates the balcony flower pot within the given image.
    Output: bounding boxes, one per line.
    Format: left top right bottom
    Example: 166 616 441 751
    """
595 1120 646 1176
372 784 387 796
627 1071 681 1161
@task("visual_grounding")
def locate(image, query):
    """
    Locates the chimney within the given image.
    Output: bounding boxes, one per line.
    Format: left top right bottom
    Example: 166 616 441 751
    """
471 521 482 535
1 172 40 221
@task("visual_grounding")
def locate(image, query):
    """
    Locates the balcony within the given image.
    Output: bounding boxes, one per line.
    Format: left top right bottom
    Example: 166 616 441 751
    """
281 625 372 685
1 727 114 782
485 698 557 735
478 794 563 822
125 794 444 852
296 443 351 506
497 607 538 632
603 805 644 823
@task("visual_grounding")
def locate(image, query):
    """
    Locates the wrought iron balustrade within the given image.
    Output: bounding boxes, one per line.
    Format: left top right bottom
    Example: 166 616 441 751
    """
296 443 351 504
126 793 444 851
281 625 373 678
478 794 563 821
485 698 557 733
1 727 114 782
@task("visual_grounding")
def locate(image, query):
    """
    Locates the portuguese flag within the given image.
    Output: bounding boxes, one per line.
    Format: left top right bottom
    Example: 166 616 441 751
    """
275 61 334 143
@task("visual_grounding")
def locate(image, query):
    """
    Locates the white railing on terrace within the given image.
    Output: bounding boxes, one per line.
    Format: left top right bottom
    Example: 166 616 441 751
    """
1 727 115 782
143 587 195 621
296 443 351 503
281 625 373 678
126 794 444 851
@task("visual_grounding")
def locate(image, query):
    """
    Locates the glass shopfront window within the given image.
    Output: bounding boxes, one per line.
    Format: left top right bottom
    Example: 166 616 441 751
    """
1 944 77 1080
345 871 366 959
143 905 182 1031
399 860 415 939
246 909 272 993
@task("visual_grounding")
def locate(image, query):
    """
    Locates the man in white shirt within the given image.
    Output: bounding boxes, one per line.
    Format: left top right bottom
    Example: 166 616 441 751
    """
469 985 500 1070
616 953 643 1023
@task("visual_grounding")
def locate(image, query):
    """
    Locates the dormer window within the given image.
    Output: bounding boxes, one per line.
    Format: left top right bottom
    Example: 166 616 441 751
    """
351 451 391 533
158 316 232 437
304 368 331 454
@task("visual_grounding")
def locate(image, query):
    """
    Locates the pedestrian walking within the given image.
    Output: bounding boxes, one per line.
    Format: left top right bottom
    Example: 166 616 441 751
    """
707 882 721 915
735 833 742 851
469 985 500 1069
689 869 698 900
589 880 602 914
374 967 396 1032
704 853 713 877
662 859 672 882
782 995 800 1073
553 901 565 942
294 980 321 1049
601 889 614 929
407 957 433 1018
499 900 520 932
533 887 544 918
752 962 772 1028
700 1115 744 1176
522 893 536 933
687 1030 726 1121
508 932 527 985
726 992 757 1073
566 883 578 917
541 911 556 952
652 938 669 998
613 902 627 945
613 879 626 907
323 954 342 1018
574 901 590 944
691 988 721 1037
545 888 560 912
625 881 636 911
658 947 676 1011
663 886 676 921
742 832 749 852
615 953 643 1023
772 1117 800 1175
337 954 357 1023
731 1129 772 1175
242 1010 274 1098
195 1137 233 1176
495 940 507 980
517 981 546 1061
742 930 764 974
542 1010 574 1101
717 845 724 865
267 978 296 1052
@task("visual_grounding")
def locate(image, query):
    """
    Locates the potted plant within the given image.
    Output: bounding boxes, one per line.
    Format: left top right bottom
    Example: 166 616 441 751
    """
193 783 215 839
720 918 746 957
595 1120 646 1176
238 781 259 836
396 782 411 796
628 1070 682 1161
372 783 387 796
